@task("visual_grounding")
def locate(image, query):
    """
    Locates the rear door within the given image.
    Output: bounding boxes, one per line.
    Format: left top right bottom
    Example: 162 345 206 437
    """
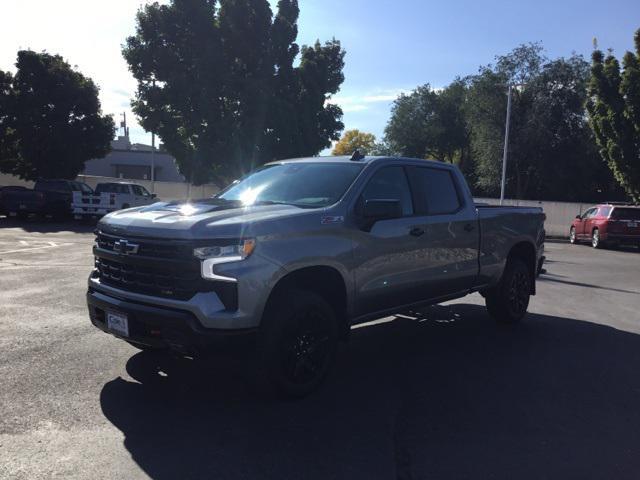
406 166 480 297
582 207 599 238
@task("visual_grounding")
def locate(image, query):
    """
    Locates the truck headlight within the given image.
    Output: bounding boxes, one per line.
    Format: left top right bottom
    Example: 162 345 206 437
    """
194 239 256 282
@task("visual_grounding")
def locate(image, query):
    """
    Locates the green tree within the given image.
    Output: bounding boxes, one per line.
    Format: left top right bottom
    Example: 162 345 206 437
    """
384 81 470 165
466 44 621 201
332 129 376 155
0 51 114 181
123 0 345 185
586 29 640 202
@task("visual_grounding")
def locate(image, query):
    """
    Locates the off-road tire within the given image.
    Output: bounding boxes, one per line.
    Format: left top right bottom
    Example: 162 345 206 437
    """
257 289 339 399
485 258 531 324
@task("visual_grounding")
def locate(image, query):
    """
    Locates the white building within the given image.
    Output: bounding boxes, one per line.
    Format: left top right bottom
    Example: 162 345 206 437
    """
82 134 185 182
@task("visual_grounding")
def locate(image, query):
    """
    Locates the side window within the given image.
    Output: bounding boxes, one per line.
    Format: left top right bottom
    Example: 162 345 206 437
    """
132 185 144 196
360 166 413 216
583 208 597 219
599 206 612 217
407 167 462 215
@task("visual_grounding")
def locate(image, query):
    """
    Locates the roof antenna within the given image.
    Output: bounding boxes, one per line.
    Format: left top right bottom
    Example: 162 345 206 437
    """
350 150 365 162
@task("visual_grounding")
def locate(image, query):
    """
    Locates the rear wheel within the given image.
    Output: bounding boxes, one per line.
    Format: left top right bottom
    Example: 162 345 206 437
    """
257 290 339 398
569 226 577 244
591 228 602 249
485 258 531 324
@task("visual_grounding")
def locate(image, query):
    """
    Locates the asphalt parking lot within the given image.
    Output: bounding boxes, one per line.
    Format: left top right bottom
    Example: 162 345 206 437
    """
1 218 640 480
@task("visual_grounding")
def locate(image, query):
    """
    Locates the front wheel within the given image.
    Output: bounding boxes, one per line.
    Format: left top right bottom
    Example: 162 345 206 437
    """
257 290 339 398
569 226 577 244
485 258 531 324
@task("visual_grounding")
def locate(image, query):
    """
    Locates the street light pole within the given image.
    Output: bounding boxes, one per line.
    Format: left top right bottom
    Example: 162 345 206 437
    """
150 79 156 194
151 131 155 194
500 84 513 205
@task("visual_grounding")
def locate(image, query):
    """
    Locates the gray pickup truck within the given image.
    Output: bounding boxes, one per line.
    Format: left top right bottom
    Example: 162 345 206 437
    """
87 156 545 397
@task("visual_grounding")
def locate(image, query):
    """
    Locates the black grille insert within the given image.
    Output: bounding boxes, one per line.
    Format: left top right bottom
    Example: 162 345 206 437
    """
93 232 238 310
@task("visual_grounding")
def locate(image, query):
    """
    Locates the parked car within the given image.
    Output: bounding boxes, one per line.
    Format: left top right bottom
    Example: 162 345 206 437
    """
86 155 545 397
569 203 640 248
72 182 157 219
0 185 29 216
2 179 93 219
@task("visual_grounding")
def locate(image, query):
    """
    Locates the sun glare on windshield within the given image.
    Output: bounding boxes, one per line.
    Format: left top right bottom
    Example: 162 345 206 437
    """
239 185 267 206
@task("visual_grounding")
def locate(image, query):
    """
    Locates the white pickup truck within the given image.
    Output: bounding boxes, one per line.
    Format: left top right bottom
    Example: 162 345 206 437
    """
72 182 157 219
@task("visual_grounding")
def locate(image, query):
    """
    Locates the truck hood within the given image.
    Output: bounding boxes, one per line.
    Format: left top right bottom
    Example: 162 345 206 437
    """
99 200 317 240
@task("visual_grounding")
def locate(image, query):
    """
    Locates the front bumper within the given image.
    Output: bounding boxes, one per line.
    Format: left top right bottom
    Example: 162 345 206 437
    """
87 288 256 353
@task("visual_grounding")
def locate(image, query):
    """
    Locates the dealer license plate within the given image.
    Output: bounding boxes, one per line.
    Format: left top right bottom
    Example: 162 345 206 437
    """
107 311 129 337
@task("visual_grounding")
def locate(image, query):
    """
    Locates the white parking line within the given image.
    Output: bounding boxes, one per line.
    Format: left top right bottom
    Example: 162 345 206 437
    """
0 241 69 255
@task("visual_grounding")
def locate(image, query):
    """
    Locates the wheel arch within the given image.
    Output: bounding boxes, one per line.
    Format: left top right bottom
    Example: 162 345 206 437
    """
264 265 350 338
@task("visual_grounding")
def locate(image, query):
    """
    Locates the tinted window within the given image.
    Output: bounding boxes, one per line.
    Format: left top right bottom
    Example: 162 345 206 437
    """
611 208 640 220
407 167 461 215
78 183 93 194
360 166 413 216
96 183 129 194
35 181 68 192
132 185 144 196
218 163 363 208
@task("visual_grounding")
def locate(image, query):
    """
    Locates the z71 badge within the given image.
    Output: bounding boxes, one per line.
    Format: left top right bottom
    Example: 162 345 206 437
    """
321 215 344 225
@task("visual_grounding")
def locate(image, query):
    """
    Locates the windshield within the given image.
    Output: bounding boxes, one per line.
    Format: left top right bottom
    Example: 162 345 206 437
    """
216 162 363 208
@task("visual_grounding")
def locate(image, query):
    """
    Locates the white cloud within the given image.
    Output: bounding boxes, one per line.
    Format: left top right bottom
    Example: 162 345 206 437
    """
330 87 410 113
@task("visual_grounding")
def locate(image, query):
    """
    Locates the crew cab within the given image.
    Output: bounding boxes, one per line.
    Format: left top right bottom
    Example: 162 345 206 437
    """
3 179 93 219
87 156 545 397
72 182 157 219
569 203 640 248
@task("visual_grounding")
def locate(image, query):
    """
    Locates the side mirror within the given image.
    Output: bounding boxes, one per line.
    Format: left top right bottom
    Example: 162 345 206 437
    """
151 193 157 199
575 214 582 220
363 199 402 221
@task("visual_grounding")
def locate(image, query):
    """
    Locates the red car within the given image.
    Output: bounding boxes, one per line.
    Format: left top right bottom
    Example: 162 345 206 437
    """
570 203 640 248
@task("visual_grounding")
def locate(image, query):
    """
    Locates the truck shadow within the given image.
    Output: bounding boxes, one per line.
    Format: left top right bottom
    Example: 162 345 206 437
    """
100 304 640 480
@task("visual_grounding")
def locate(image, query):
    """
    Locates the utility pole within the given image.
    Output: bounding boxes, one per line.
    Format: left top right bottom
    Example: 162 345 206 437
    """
150 132 156 193
150 79 156 193
500 85 513 205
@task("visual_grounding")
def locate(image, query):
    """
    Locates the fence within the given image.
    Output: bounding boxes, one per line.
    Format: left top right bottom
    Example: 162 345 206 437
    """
0 173 219 202
1 172 595 237
475 197 593 238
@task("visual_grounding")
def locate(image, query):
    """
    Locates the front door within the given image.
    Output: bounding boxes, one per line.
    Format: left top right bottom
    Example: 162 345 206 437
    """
579 207 596 238
352 166 430 316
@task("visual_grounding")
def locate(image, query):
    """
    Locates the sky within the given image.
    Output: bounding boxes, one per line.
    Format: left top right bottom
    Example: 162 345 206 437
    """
1 0 639 150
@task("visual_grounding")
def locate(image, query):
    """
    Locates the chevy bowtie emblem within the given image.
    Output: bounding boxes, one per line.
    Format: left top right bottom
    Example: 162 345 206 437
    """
113 239 139 255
